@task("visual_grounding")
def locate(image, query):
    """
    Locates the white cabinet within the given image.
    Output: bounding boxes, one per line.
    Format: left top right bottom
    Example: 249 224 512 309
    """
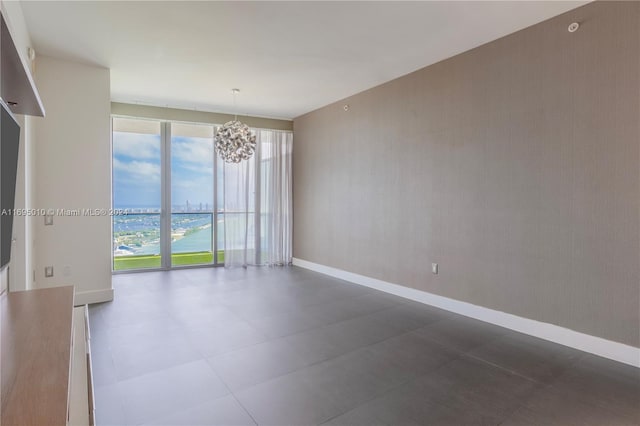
69 305 95 426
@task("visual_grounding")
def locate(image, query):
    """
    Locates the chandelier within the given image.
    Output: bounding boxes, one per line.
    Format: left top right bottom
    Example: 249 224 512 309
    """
215 89 257 163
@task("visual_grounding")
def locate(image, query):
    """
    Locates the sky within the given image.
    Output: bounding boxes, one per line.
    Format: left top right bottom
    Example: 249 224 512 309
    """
113 131 218 210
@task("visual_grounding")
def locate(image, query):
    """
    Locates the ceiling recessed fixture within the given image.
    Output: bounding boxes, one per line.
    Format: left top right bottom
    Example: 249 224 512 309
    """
214 89 257 164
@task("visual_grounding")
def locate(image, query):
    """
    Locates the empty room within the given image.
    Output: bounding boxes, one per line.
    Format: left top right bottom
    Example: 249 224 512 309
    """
0 1 638 425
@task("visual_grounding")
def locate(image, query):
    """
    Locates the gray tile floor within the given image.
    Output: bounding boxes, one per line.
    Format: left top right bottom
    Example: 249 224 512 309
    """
90 266 640 426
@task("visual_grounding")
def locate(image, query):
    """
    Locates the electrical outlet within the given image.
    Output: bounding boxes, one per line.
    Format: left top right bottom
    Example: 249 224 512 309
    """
432 263 438 274
44 266 54 277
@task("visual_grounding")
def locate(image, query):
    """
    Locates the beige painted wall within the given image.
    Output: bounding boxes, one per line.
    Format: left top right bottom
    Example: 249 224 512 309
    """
293 1 639 347
32 56 112 303
111 102 293 131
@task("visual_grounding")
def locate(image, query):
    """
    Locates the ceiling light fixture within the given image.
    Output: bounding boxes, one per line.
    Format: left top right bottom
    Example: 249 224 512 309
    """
215 89 257 163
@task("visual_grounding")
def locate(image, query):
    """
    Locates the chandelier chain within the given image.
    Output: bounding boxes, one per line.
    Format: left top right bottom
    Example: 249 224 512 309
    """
233 89 238 121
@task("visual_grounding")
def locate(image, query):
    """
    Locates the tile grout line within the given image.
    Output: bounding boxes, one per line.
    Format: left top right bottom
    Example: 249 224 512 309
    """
463 350 590 426
228 392 260 426
205 303 471 400
319 355 464 426
212 319 458 415
463 347 586 386
198 298 412 370
203 358 261 426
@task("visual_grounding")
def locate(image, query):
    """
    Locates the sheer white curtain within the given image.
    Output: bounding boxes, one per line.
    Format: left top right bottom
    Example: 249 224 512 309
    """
222 129 292 267
222 151 256 267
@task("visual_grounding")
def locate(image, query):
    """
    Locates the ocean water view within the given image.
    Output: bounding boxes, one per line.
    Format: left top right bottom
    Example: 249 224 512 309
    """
113 212 216 256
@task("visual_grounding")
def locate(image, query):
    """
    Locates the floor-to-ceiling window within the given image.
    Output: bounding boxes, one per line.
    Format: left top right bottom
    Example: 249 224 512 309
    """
112 117 163 270
111 117 223 271
170 122 221 266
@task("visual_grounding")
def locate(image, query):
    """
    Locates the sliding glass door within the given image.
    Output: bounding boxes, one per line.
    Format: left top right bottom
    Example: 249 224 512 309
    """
112 117 223 272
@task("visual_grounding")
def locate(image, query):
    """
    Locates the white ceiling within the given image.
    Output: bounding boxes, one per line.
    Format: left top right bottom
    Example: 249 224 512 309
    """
21 1 586 120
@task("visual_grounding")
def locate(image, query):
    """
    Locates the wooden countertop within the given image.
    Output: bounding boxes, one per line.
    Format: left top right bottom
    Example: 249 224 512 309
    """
1 286 75 426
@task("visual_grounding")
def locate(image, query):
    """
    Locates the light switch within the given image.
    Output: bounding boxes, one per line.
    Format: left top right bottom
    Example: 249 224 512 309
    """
432 263 438 274
44 266 54 277
44 214 53 226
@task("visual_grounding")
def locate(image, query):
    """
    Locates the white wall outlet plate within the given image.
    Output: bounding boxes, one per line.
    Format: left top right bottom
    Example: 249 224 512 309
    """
432 263 438 274
44 266 54 277
44 214 53 226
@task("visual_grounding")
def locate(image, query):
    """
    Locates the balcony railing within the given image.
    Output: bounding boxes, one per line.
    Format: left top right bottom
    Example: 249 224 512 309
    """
112 210 262 271
112 211 223 271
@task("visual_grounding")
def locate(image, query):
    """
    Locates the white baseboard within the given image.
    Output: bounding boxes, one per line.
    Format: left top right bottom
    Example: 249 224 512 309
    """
292 257 640 368
74 287 113 306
